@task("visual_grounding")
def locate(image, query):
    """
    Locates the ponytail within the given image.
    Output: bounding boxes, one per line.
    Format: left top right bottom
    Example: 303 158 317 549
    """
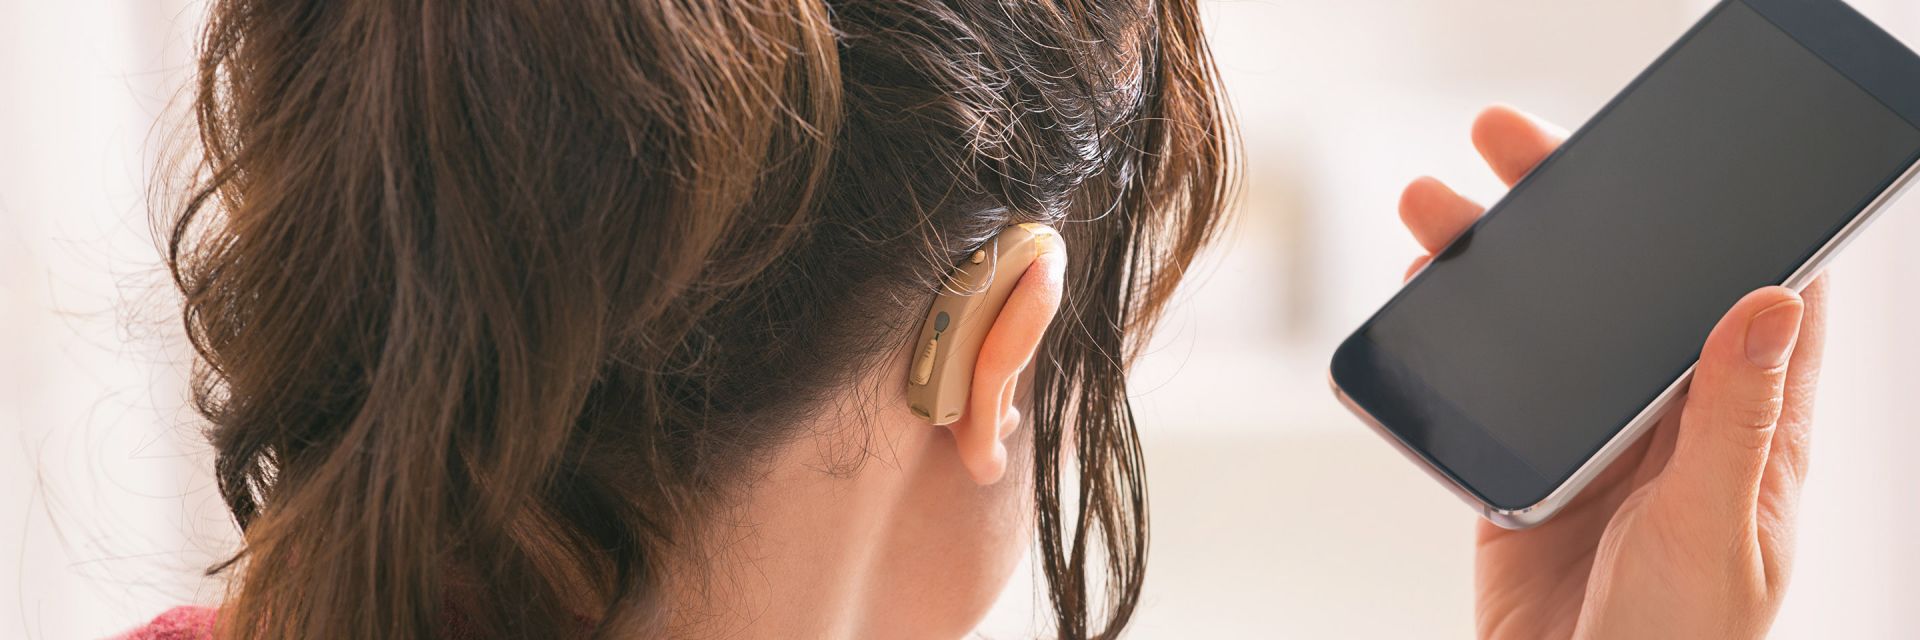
173 1 837 636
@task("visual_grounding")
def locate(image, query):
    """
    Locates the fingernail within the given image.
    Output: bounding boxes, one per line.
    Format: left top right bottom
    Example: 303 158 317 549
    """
1745 300 1805 368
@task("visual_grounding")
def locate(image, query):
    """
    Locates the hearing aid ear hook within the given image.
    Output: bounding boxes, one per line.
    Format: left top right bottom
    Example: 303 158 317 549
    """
907 223 1058 424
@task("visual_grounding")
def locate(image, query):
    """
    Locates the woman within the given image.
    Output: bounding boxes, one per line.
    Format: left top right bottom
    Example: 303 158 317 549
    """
131 0 1820 637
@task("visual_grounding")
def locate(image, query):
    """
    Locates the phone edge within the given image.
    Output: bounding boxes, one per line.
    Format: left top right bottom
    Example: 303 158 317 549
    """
1330 156 1920 530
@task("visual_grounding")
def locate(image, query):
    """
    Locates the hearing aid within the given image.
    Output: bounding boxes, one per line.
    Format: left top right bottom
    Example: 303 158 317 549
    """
907 223 1059 425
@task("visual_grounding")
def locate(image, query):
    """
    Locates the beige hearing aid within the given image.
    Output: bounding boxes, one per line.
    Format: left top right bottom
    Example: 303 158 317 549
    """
907 223 1059 425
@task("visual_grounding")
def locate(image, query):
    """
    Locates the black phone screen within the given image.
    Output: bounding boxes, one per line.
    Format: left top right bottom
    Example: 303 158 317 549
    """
1335 1 1920 509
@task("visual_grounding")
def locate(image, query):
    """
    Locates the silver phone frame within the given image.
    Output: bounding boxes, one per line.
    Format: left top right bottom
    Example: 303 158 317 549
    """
1331 154 1920 530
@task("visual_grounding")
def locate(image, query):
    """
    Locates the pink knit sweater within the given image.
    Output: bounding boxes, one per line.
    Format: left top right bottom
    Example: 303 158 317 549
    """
113 605 571 638
113 607 216 640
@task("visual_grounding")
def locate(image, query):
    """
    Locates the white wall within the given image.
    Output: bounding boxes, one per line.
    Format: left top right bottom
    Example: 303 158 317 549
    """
0 2 226 638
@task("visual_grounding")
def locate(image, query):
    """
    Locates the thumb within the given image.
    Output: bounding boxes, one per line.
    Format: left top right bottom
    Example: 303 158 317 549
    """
1655 286 1805 527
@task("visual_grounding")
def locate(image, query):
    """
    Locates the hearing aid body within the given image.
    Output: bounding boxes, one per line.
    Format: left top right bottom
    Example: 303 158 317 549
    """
907 223 1058 425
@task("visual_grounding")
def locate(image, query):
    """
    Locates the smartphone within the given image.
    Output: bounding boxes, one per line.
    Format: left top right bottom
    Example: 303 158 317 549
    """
1329 0 1920 529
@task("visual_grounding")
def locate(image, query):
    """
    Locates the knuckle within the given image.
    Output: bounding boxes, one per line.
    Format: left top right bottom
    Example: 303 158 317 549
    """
1716 423 1776 454
1681 389 1784 452
1724 394 1786 431
1692 366 1789 430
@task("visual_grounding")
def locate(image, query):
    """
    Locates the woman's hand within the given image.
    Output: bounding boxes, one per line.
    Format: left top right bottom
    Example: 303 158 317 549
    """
1397 106 1826 639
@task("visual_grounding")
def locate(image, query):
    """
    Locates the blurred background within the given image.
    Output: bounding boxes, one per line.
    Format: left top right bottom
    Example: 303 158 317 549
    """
3 1 1917 638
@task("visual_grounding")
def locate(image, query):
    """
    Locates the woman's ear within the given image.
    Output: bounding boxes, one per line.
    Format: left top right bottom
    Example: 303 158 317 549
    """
947 242 1067 486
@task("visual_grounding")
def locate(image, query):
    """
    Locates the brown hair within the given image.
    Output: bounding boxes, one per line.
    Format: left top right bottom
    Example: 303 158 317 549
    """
165 0 1232 637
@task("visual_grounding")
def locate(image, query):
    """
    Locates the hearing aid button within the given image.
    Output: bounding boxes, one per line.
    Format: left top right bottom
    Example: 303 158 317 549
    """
911 337 939 385
969 250 987 264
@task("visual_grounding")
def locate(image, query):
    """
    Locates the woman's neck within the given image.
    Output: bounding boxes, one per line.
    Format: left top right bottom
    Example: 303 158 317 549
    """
654 411 1028 639
670 442 904 637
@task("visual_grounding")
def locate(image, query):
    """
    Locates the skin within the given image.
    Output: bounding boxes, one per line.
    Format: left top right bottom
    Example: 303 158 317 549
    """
1404 106 1822 639
665 241 1067 638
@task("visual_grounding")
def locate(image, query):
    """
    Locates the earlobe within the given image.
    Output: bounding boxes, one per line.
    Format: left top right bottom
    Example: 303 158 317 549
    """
951 241 1066 486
